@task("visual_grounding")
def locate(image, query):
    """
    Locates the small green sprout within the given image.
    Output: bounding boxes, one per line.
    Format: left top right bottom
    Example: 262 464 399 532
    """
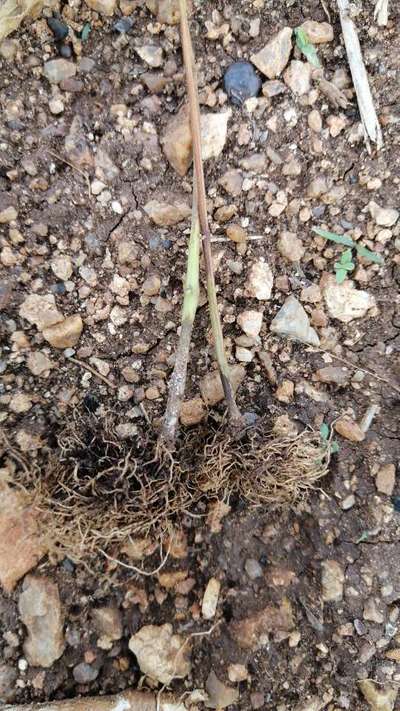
334 248 355 284
295 27 322 68
320 422 340 454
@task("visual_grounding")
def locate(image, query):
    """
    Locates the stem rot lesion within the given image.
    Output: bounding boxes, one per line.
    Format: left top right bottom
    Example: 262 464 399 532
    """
160 0 243 447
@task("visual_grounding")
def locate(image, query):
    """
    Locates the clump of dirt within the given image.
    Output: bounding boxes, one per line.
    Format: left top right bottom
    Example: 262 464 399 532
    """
8 410 330 561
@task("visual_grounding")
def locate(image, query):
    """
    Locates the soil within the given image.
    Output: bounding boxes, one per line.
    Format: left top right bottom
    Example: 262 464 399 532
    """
0 0 400 709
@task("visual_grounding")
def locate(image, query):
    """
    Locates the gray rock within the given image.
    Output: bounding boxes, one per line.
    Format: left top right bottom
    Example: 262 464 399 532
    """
18 576 65 667
73 662 99 683
270 296 320 346
244 558 263 580
43 59 77 84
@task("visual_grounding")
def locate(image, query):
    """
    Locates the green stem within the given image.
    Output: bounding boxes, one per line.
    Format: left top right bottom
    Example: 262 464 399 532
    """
178 0 242 425
161 186 200 446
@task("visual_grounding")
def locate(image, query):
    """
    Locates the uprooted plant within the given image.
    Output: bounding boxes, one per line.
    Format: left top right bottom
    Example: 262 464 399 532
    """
1 2 335 562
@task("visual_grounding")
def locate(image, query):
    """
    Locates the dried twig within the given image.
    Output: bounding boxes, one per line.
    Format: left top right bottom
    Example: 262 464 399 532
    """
179 0 243 426
336 0 383 151
68 356 117 389
374 0 390 26
46 149 92 197
316 348 400 394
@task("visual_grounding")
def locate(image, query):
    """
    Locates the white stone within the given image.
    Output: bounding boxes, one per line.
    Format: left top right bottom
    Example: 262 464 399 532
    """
246 260 274 300
236 346 254 363
49 98 64 115
323 279 376 323
237 310 263 338
51 255 73 281
129 624 191 684
135 45 163 68
84 0 116 15
284 60 312 95
369 201 399 227
202 578 221 620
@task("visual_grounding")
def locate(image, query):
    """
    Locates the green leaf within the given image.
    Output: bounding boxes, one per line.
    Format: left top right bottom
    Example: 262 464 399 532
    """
355 244 384 265
341 248 353 265
295 27 322 68
320 423 329 441
81 22 91 41
331 441 340 454
312 227 355 249
335 251 355 271
335 268 348 284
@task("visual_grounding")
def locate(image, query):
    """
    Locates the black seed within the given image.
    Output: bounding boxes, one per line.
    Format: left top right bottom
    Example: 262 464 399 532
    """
223 60 262 107
113 17 134 33
47 17 69 41
83 393 100 413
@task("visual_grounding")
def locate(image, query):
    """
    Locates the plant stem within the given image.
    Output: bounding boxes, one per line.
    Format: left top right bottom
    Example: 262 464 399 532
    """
161 184 200 446
178 0 242 425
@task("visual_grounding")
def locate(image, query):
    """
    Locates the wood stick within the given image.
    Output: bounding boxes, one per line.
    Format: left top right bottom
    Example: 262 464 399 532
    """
3 690 184 711
178 0 242 425
337 0 383 152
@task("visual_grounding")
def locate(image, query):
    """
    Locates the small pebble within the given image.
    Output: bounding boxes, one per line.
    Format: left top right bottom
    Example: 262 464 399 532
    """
49 98 64 115
224 61 262 106
341 494 355 510
58 43 72 59
245 558 263 579
113 17 134 33
73 662 99 684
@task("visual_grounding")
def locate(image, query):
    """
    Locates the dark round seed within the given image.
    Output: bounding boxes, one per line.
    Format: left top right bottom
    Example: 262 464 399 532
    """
47 17 69 41
223 60 262 107
58 42 73 59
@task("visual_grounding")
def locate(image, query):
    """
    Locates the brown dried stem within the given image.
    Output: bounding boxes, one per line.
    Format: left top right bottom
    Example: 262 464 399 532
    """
179 0 243 426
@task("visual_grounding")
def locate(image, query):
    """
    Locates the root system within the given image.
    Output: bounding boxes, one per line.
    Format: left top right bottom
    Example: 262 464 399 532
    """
4 411 331 561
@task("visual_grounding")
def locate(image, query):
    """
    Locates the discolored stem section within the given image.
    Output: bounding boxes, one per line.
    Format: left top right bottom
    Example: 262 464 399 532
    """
178 0 242 425
161 186 200 446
